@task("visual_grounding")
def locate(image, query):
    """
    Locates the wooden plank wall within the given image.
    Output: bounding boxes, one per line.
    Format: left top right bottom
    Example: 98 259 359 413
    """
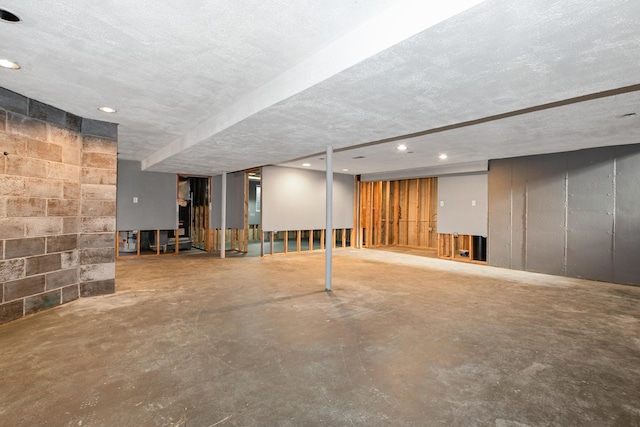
359 178 438 248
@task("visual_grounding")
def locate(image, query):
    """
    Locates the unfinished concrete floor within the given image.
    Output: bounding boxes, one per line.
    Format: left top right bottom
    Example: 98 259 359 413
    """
1 249 639 426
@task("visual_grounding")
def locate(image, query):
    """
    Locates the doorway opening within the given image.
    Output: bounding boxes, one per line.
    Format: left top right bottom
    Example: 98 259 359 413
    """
178 175 211 251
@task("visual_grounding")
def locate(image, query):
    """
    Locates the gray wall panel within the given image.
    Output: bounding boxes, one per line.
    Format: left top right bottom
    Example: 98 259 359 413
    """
487 160 512 267
437 173 488 237
613 145 640 285
489 143 640 286
510 157 528 271
262 166 354 231
117 160 177 230
525 155 567 275
211 171 245 229
566 149 615 282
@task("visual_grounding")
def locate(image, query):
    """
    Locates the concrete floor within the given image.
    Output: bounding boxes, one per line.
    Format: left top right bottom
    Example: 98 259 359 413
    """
1 249 639 426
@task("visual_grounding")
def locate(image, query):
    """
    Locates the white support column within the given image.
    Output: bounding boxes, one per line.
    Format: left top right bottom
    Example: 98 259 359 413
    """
221 171 227 259
325 146 333 292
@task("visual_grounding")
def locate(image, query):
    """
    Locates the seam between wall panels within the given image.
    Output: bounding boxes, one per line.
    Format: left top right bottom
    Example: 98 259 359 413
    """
612 158 617 280
563 170 569 276
524 181 528 272
509 162 514 269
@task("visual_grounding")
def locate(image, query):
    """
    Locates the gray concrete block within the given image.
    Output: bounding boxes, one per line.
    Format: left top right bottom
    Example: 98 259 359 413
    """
29 100 66 127
79 233 115 249
5 237 46 259
80 278 115 297
0 259 25 282
80 263 114 281
25 253 62 276
0 218 25 238
24 217 63 237
60 250 79 269
80 248 115 265
0 87 28 115
0 300 23 324
61 284 79 303
65 113 82 133
46 268 78 290
81 119 118 140
4 275 45 301
81 217 116 233
25 289 61 315
47 234 78 253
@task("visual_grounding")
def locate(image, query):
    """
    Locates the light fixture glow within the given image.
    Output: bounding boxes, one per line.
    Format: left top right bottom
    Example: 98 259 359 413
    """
302 163 311 167
439 154 448 160
397 144 407 151
342 168 349 172
0 59 20 70
98 106 117 113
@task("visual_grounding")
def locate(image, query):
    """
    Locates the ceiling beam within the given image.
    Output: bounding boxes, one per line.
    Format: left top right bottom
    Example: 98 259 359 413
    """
140 0 486 171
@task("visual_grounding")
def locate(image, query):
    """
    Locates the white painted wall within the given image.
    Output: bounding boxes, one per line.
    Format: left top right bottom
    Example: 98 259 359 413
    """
438 173 488 237
262 166 354 231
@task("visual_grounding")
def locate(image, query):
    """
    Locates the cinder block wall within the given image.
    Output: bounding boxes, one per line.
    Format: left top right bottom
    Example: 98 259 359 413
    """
1 87 118 324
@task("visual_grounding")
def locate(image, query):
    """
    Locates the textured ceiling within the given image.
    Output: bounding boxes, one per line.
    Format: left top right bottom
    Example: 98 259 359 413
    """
1 0 639 176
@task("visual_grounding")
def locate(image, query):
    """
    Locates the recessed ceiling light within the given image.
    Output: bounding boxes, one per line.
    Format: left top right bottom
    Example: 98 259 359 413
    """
302 163 311 167
439 154 448 160
342 168 349 172
98 106 117 113
397 144 407 151
0 9 21 23
0 59 20 70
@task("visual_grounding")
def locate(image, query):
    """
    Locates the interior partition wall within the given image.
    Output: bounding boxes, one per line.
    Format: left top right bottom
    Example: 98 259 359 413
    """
261 166 354 255
488 144 640 286
116 160 178 257
211 171 247 252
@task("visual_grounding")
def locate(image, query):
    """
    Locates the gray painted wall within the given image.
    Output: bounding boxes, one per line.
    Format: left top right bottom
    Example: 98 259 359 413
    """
488 144 640 286
117 160 177 230
262 166 354 231
211 171 245 229
438 173 488 237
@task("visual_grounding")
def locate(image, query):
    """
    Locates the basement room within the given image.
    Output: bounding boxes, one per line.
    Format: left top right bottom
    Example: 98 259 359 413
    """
1 1 639 425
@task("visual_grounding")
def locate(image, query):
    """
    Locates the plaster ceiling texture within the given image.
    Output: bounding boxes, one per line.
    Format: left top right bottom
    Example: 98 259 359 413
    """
1 0 639 176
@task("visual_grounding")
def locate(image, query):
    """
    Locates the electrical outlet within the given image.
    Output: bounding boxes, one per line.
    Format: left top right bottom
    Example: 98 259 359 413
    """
440 201 445 207
133 197 138 204
471 200 476 206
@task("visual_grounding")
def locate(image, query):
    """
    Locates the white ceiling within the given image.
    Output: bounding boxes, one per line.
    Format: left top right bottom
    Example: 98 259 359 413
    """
1 0 639 176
